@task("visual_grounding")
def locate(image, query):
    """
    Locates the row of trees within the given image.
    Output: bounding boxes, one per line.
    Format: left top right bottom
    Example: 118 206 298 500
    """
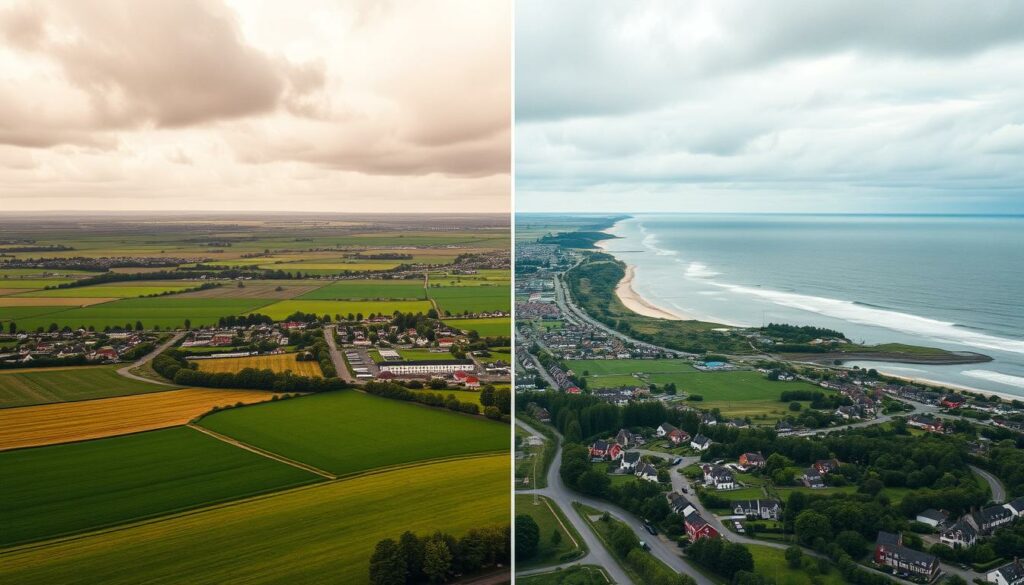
153 349 345 393
369 526 509 585
686 537 754 580
363 381 483 416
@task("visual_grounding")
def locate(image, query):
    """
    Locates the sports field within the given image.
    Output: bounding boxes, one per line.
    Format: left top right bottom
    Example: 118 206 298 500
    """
444 317 510 338
0 454 508 585
199 391 508 476
0 427 320 546
253 299 433 320
196 353 323 378
0 365 172 408
428 285 510 314
0 388 277 450
297 280 426 300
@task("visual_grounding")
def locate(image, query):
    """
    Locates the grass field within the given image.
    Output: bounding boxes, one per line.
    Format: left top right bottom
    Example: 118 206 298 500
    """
297 280 426 301
0 279 74 289
196 353 323 378
0 427 320 546
254 299 433 320
16 283 193 298
11 298 274 331
748 545 848 585
445 317 510 338
0 388 277 450
259 262 402 273
569 359 696 376
0 454 509 585
0 305 80 323
515 495 584 569
428 285 510 314
518 566 612 585
199 391 508 476
0 297 116 307
0 365 173 408
177 283 324 299
413 388 484 405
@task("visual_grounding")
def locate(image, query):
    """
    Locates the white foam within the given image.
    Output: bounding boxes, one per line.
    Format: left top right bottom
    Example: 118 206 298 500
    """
962 370 1024 389
709 281 1024 356
637 222 678 256
685 262 720 278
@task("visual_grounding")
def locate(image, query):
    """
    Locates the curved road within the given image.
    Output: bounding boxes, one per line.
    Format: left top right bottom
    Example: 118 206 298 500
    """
971 464 1006 503
115 331 185 385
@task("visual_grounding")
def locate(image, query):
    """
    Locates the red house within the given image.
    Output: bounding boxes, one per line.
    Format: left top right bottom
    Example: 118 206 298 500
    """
566 386 581 394
941 395 966 409
667 429 690 445
588 440 623 461
739 452 766 469
685 513 719 541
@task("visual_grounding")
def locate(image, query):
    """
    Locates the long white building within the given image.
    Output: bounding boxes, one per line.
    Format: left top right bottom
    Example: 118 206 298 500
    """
378 359 475 375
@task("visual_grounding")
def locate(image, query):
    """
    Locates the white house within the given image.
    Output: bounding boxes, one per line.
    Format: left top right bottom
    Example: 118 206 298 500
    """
690 434 712 451
989 560 1024 585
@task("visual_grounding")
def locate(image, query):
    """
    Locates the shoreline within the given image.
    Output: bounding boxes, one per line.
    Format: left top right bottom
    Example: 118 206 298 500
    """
871 370 1022 402
614 265 696 321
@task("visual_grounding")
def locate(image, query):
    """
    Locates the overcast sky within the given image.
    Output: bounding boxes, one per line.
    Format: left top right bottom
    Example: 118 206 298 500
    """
0 0 509 213
516 0 1024 214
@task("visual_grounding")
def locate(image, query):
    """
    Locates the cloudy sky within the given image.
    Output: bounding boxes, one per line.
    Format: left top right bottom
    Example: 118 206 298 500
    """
516 0 1024 214
0 0 509 213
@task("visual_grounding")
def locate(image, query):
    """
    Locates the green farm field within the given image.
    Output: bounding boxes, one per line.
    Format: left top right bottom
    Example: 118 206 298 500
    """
0 455 509 585
0 426 320 546
0 279 74 289
297 280 426 300
198 391 508 476
254 299 433 320
571 359 695 376
11 298 274 331
428 285 510 314
0 366 172 408
15 282 194 298
0 305 79 323
444 317 510 338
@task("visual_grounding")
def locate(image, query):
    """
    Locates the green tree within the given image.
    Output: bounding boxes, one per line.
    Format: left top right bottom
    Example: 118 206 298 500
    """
607 522 639 557
8 321 16 334
368 538 406 585
564 419 582 444
422 538 453 584
479 385 496 407
794 510 832 545
399 531 425 582
785 545 803 569
577 468 610 497
515 514 540 560
717 543 754 579
835 530 867 559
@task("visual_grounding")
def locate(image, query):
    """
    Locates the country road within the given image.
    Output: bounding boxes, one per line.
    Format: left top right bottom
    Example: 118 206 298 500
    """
115 331 185 385
971 464 1007 503
323 325 356 384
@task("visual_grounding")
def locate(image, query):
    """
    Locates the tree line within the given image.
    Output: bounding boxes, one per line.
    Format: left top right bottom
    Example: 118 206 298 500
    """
369 525 509 585
152 348 345 393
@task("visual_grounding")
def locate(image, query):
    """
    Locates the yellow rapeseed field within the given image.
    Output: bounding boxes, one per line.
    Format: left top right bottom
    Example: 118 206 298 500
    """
196 353 323 378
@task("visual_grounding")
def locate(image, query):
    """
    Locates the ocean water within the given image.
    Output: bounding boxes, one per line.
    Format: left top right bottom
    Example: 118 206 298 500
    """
599 214 1024 397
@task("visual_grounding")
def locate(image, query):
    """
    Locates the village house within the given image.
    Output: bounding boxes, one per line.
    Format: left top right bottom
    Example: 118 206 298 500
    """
989 559 1024 585
875 531 940 580
656 423 679 437
667 428 690 446
701 465 736 490
907 414 945 433
615 428 644 448
690 434 712 451
684 512 719 541
802 468 825 489
814 459 840 475
940 519 978 549
635 463 660 482
738 452 765 470
915 509 948 528
732 499 782 520
970 505 1015 534
668 493 696 517
589 440 623 461
620 451 642 472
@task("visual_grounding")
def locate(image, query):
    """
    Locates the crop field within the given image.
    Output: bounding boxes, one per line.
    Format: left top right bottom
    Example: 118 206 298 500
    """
297 280 426 300
11 298 274 331
0 427 320 546
0 454 509 585
0 279 74 289
254 299 433 320
16 283 194 298
444 317 510 338
177 283 324 299
0 388 277 450
0 305 78 323
413 388 484 405
196 353 323 378
428 285 510 314
0 297 116 307
258 262 402 274
199 391 508 476
0 366 172 408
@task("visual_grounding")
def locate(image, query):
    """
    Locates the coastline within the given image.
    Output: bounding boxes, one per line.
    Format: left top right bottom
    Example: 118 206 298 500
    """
871 370 1022 402
615 265 696 321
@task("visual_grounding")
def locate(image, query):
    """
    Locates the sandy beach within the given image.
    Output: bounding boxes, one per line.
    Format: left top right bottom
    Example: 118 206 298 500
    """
615 264 696 320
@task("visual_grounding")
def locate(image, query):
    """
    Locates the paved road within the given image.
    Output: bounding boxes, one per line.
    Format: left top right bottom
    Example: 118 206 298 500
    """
971 464 1007 503
323 325 356 384
115 331 185 385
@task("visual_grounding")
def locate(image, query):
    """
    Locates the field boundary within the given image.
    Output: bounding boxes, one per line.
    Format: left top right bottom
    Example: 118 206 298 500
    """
187 423 336 479
0 451 507 556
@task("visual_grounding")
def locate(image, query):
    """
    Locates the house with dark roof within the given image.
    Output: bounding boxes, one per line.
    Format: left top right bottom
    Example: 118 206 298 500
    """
1005 496 1024 517
657 423 678 437
666 428 690 445
690 434 712 451
989 559 1024 585
668 493 696 517
802 468 825 489
620 451 642 472
940 519 978 549
915 509 948 528
732 499 782 520
684 511 719 541
589 440 623 461
615 428 642 448
814 459 840 475
635 463 660 482
738 452 765 470
874 531 940 580
701 464 736 490
971 504 1015 534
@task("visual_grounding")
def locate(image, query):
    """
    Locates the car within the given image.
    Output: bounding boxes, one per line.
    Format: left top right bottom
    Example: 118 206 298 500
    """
672 457 682 465
643 522 657 535
680 486 688 493
639 541 650 551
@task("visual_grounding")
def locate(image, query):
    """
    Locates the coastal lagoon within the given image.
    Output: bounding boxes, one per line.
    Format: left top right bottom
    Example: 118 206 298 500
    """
598 214 1024 397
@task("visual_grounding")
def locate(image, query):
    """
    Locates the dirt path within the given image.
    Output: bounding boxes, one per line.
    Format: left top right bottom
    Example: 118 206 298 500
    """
187 423 336 480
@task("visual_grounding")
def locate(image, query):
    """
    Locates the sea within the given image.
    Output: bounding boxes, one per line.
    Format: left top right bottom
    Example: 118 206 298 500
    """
598 214 1024 398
